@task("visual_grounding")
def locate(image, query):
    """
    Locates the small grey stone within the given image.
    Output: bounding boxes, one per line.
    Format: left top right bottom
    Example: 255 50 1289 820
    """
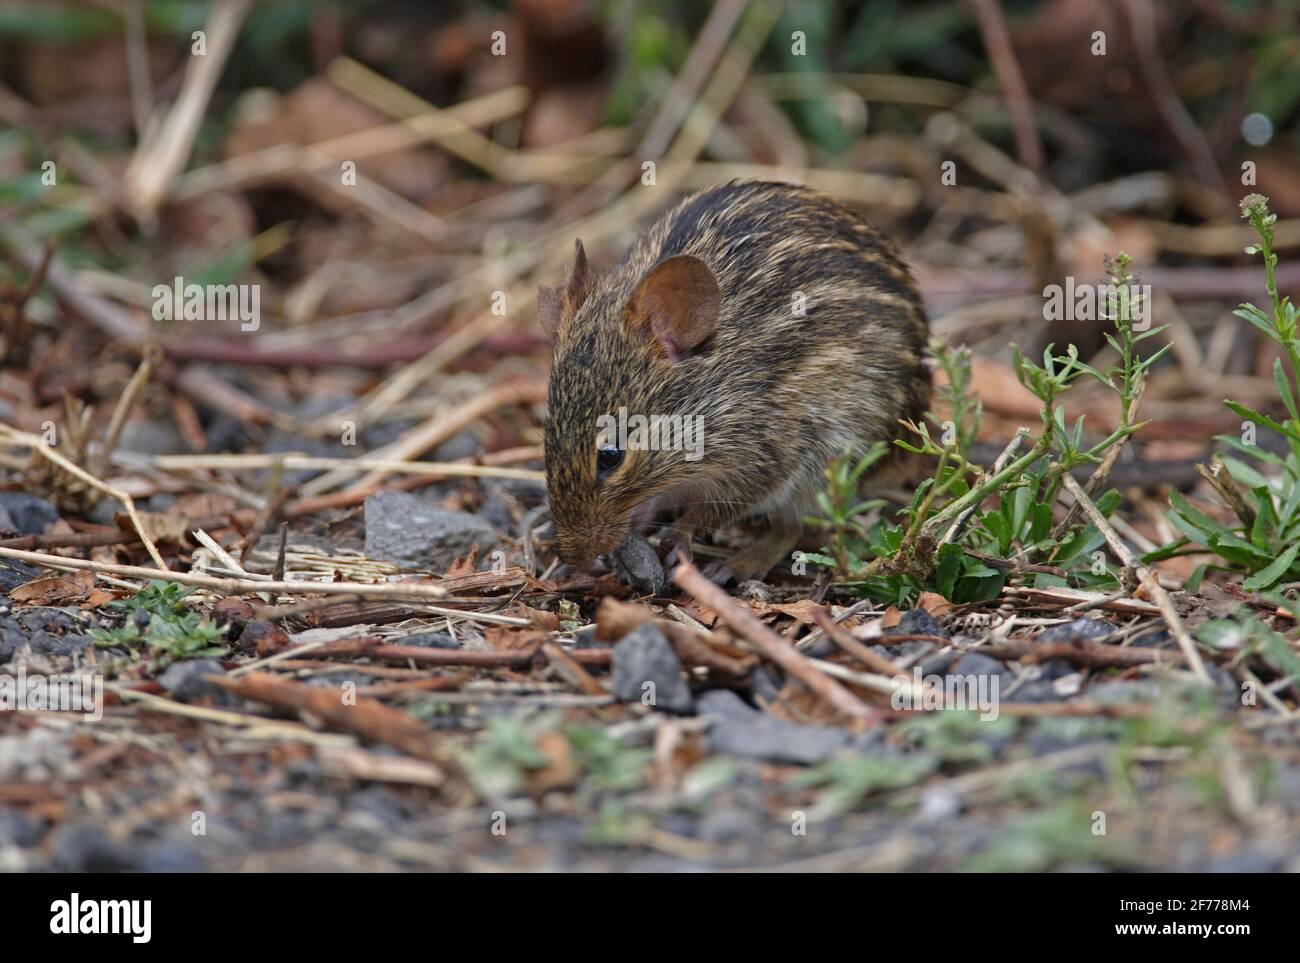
917 787 962 823
396 631 459 649
434 430 482 462
263 431 350 484
697 689 850 764
137 839 207 872
89 499 119 526
697 808 757 843
478 490 516 533
1036 617 1115 643
0 810 43 847
364 490 498 571
0 493 58 535
0 559 40 594
50 822 133 872
119 420 186 456
751 665 784 704
25 629 91 658
485 477 547 508
572 625 602 647
611 531 665 595
888 608 947 639
1205 849 1285 873
1006 657 1078 703
1274 767 1300 811
157 658 228 703
611 623 692 713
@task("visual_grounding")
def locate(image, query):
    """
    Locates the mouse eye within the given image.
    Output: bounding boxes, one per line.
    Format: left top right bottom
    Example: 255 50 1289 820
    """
596 445 625 481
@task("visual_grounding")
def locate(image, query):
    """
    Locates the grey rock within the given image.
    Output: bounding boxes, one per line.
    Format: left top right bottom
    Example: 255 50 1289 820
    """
26 630 91 658
0 559 40 593
751 665 784 704
263 431 350 484
137 839 207 873
0 493 58 535
50 822 133 872
888 608 947 639
89 499 120 526
396 631 459 649
157 658 228 703
478 490 516 533
950 652 1006 676
1006 657 1078 703
434 430 483 462
572 625 603 648
611 623 693 713
364 491 498 570
119 419 186 456
0 810 43 847
360 417 419 450
0 609 93 660
917 787 962 823
1205 849 1286 873
1275 767 1300 811
205 414 251 453
696 807 758 843
1036 617 1115 643
484 477 547 508
697 689 850 764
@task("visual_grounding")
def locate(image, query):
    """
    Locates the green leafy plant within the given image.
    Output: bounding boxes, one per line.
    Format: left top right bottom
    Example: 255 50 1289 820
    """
895 709 1018 765
790 750 938 816
90 580 228 666
806 262 1162 604
1196 602 1300 683
464 714 651 800
463 713 556 800
1167 194 1300 590
565 724 651 792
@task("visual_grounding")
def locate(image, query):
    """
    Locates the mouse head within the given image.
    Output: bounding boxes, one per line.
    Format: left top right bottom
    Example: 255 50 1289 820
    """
541 239 721 568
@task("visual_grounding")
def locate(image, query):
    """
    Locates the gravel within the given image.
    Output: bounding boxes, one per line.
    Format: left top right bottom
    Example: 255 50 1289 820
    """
364 490 499 570
610 623 693 713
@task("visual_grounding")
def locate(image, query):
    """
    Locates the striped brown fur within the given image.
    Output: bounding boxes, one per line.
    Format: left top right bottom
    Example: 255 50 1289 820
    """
543 179 930 578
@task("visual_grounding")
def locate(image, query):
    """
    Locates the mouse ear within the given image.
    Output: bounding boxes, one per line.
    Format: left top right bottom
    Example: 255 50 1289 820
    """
626 254 720 363
539 239 596 340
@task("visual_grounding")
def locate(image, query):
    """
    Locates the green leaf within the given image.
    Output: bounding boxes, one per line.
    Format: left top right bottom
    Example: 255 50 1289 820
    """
1242 542 1300 590
1275 358 1300 422
1221 455 1269 491
1224 400 1295 440
1167 491 1230 537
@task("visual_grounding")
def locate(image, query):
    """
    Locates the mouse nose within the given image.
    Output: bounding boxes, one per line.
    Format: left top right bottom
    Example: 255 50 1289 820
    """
555 522 625 570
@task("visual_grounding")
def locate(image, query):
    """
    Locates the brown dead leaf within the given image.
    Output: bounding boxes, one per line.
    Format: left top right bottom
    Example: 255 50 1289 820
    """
748 599 825 624
509 604 560 631
81 588 116 609
880 606 902 628
916 592 954 619
483 626 550 651
529 729 578 794
11 569 94 605
442 548 480 579
116 510 190 544
173 492 239 520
